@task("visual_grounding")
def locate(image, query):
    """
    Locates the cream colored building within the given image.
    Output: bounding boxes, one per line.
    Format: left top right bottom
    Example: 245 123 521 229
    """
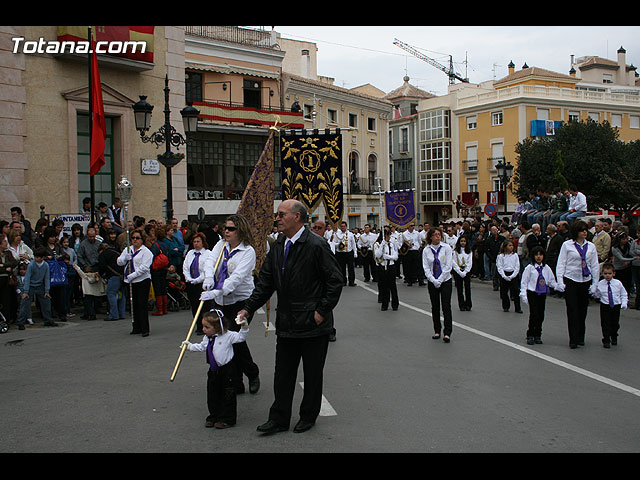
1 26 188 224
417 47 640 223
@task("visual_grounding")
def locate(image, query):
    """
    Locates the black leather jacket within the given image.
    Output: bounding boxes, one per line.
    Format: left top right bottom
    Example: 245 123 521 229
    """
245 227 343 338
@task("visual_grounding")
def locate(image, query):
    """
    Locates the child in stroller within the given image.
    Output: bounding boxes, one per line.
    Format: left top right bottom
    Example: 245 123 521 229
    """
166 264 190 312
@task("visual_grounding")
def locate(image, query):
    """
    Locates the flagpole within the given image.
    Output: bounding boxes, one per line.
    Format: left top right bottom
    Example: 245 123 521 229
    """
88 27 96 225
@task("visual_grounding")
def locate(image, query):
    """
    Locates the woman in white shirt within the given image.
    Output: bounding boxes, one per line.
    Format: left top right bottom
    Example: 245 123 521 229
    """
555 220 600 349
202 214 260 394
452 236 473 312
374 229 399 311
183 232 212 335
422 227 454 343
496 240 522 313
117 229 153 337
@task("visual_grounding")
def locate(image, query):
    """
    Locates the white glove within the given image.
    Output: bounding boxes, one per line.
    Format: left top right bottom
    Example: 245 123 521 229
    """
122 252 132 261
556 283 565 293
126 273 136 283
588 284 597 296
235 314 248 327
180 341 191 349
202 277 214 291
520 294 528 305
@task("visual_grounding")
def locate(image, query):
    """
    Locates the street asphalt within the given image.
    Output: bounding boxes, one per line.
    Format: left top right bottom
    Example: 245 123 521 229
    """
2 265 640 453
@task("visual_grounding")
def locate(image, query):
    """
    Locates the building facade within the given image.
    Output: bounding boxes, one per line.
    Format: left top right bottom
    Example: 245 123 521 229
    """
417 47 640 223
1 25 186 223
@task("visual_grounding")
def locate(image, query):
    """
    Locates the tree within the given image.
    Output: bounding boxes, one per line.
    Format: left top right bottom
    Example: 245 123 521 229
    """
514 119 640 211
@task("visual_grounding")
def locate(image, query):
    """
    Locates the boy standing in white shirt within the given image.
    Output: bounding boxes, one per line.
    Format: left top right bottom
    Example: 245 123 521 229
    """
593 263 628 348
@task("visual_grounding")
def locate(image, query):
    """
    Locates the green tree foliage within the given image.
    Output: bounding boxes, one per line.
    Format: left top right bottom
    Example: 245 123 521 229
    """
514 119 640 211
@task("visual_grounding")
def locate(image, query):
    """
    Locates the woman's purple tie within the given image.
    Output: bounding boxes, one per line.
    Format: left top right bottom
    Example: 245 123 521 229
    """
190 251 201 278
214 248 239 290
573 242 591 277
431 246 442 279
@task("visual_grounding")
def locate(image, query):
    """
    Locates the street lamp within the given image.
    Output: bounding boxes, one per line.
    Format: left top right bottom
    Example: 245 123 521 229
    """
132 74 199 222
495 159 514 214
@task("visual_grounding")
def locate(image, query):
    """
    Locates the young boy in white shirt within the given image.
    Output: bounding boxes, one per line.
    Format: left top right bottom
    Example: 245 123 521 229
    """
593 263 628 348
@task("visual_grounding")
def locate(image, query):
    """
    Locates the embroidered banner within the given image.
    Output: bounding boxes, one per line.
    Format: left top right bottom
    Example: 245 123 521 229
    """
280 130 343 225
385 189 416 228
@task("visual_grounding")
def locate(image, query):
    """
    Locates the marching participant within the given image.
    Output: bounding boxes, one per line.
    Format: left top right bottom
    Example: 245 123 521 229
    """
183 232 212 335
401 223 424 286
332 221 357 286
423 227 454 343
375 229 399 311
452 235 473 311
358 223 378 283
555 220 600 349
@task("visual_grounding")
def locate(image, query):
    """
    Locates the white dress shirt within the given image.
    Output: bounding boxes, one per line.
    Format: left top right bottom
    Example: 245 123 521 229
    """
593 278 628 309
520 262 558 298
452 250 473 278
555 240 599 287
497 253 520 281
333 229 357 256
402 229 421 250
187 326 249 367
203 241 256 305
183 247 212 284
358 232 378 251
117 245 152 283
422 241 453 286
374 239 398 267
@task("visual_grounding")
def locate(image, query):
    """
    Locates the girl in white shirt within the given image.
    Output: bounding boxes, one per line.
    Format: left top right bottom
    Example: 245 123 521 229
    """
452 236 473 312
555 220 600 349
519 246 558 345
422 227 454 343
497 240 522 313
182 309 249 428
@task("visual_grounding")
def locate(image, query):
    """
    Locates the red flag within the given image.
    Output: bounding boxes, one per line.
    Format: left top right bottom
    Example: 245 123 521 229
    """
90 42 106 176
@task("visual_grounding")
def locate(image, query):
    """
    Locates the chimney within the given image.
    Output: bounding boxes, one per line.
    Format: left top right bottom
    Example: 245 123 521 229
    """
508 60 515 75
617 46 627 85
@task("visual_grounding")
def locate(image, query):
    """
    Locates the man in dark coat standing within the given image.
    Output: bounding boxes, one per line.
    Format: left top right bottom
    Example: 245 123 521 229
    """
238 199 343 434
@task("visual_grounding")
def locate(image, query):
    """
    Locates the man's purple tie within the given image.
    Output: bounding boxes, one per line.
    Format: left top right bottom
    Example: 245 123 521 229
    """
282 240 292 273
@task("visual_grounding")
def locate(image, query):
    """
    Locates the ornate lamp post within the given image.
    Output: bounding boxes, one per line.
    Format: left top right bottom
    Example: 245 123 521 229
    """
495 159 514 214
132 74 199 222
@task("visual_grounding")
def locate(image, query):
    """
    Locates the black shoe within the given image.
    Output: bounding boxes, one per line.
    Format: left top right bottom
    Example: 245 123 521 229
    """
503 308 509 312
527 336 534 345
534 337 543 344
603 342 611 349
257 420 288 435
293 419 315 433
443 335 451 343
19 324 25 330
44 322 58 327
515 309 523 314
570 343 578 349
249 376 260 394
329 332 336 342
381 306 388 311
348 283 356 287
611 338 618 345
392 306 398 311
141 332 149 337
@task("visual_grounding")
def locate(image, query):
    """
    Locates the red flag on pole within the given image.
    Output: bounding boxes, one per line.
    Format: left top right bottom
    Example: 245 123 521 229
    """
90 40 106 176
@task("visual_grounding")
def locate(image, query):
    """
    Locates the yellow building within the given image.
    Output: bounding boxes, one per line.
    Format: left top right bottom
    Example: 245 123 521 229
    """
418 49 640 223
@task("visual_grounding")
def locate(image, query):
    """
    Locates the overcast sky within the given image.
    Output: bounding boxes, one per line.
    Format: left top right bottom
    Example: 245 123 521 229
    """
269 26 639 96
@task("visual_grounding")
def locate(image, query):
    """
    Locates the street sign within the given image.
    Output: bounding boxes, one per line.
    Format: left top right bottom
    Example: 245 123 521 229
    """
484 203 497 217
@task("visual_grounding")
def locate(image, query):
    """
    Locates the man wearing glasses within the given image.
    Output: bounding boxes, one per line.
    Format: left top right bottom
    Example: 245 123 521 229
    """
238 200 343 434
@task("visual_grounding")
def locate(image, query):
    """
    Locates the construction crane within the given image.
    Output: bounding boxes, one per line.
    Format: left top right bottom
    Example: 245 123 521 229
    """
393 38 468 85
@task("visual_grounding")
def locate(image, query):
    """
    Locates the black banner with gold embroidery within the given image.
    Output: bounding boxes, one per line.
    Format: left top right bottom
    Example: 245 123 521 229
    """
281 130 343 225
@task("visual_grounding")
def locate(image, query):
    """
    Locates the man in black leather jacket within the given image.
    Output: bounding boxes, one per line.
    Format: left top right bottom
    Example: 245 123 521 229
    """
238 199 343 434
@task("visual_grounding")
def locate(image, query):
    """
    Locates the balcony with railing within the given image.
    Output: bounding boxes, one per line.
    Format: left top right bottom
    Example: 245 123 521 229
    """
194 99 304 129
185 26 278 49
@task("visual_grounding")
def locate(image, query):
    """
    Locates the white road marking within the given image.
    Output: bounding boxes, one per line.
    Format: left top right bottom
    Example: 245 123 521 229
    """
299 382 337 416
356 280 640 398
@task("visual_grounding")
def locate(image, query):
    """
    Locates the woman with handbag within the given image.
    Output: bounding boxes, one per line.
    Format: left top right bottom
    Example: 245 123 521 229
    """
117 229 153 337
150 225 170 316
